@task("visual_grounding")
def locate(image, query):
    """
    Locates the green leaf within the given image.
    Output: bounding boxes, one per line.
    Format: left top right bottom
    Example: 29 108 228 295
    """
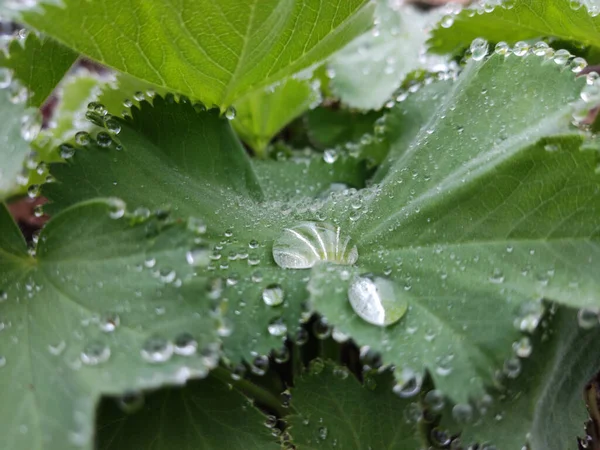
329 1 442 110
44 97 264 222
253 150 368 201
20 0 374 109
96 373 280 450
0 199 221 449
233 77 320 155
309 53 600 403
285 361 424 449
0 87 33 199
305 107 382 150
0 32 77 107
459 308 600 450
43 98 311 364
429 0 600 55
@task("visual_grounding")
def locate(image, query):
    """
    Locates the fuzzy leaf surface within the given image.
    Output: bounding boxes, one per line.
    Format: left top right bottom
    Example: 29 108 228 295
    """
20 0 374 108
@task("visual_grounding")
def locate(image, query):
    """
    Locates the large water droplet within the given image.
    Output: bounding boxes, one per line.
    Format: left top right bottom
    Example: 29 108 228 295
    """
470 38 488 61
272 222 358 269
347 276 407 327
262 284 284 306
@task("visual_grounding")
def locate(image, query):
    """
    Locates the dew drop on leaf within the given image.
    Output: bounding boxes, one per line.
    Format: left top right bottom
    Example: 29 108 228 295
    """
312 317 332 339
424 389 445 412
347 276 408 327
577 308 599 329
470 37 488 61
393 368 422 398
186 245 210 267
140 336 173 363
60 143 76 159
512 336 533 358
0 355 6 368
107 198 126 219
272 222 358 269
251 355 269 376
99 312 120 333
80 342 110 366
452 403 474 424
262 284 284 306
173 332 198 356
267 318 288 337
117 391 145 414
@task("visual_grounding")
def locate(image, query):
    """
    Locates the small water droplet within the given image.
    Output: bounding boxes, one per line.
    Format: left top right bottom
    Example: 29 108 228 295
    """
225 106 236 120
99 312 120 333
251 355 269 376
107 198 126 219
81 342 110 365
173 332 197 356
470 38 488 61
494 41 510 56
268 318 288 337
348 276 407 327
141 336 173 363
578 308 599 329
452 404 473 424
513 336 533 358
60 144 76 159
424 390 445 412
513 41 530 56
117 391 145 413
323 149 338 164
186 245 210 267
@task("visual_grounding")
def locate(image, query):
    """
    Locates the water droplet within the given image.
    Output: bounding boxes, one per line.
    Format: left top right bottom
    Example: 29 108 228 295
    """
553 49 571 65
0 356 6 368
571 57 587 73
273 346 290 364
532 41 550 57
187 217 207 234
20 111 41 142
323 149 338 164
105 117 121 134
513 41 530 57
27 184 39 199
348 276 407 327
186 245 210 267
424 390 445 412
318 426 328 440
107 198 126 219
173 332 197 356
440 15 454 28
0 68 13 89
295 327 309 345
268 318 288 337
60 144 76 159
578 308 599 329
488 268 505 284
48 340 66 356
470 38 488 61
225 106 236 120
99 312 120 333
452 403 473 424
96 131 113 148
262 284 284 306
117 391 144 413
313 317 332 339
251 355 269 376
133 91 145 102
272 222 358 269
141 336 173 363
503 357 522 378
494 41 510 56
393 368 422 398
81 342 110 365
513 336 532 358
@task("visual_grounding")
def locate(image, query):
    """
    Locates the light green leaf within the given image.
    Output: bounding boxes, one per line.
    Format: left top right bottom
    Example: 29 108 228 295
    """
0 199 220 450
286 361 424 449
329 1 442 110
309 53 600 403
0 32 77 107
428 0 600 55
459 308 600 450
19 0 374 109
0 87 32 199
233 77 320 155
96 373 280 450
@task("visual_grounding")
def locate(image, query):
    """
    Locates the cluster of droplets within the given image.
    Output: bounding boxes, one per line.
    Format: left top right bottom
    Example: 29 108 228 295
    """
439 0 513 30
